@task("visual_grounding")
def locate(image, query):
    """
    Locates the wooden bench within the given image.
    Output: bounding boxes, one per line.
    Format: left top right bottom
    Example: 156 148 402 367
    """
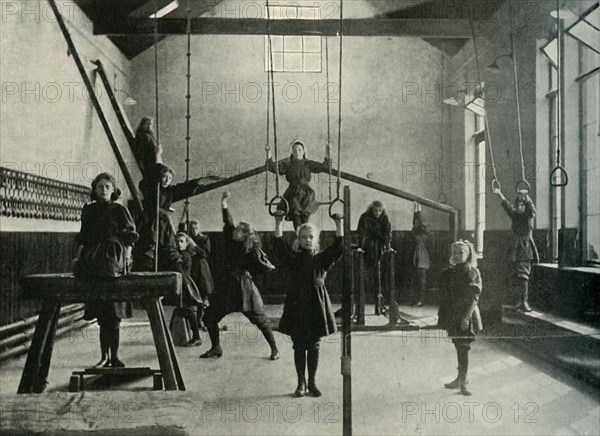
17 272 185 393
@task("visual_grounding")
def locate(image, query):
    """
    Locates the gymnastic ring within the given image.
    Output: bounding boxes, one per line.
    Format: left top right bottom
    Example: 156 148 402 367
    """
329 197 344 219
268 195 289 217
436 192 447 204
515 179 531 194
491 179 502 193
550 166 569 187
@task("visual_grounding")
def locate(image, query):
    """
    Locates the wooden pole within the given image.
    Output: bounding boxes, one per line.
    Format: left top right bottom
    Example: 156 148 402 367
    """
342 185 352 436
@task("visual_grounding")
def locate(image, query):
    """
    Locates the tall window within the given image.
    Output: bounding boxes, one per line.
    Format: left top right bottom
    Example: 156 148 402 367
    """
579 45 600 263
474 114 486 255
540 2 599 266
547 65 561 261
265 5 322 72
465 109 486 255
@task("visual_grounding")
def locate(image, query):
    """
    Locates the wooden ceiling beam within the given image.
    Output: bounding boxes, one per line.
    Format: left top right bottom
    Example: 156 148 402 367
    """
94 18 472 38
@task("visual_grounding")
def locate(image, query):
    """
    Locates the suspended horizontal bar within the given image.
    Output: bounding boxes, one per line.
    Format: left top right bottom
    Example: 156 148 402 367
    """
192 162 457 214
95 18 472 38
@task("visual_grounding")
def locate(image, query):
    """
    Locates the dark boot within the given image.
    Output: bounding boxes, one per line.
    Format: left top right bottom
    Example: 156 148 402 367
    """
109 326 125 368
307 348 322 397
93 326 110 368
294 350 307 397
459 376 472 396
186 312 202 347
521 280 532 312
200 322 222 358
444 373 459 389
197 305 207 331
456 344 471 395
256 321 279 360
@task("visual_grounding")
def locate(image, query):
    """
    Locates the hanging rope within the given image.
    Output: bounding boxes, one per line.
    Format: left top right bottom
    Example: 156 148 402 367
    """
264 45 271 206
437 52 447 204
470 17 501 193
508 0 529 194
264 0 288 216
153 0 160 273
550 0 568 187
183 4 192 229
329 0 344 218
325 36 333 204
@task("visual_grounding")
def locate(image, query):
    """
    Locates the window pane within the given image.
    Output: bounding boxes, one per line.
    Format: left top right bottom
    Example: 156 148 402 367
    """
586 211 600 260
270 35 283 52
304 53 321 72
568 20 600 53
542 38 558 67
285 36 303 52
271 52 284 72
304 36 321 53
284 53 303 71
584 6 599 28
264 6 322 73
586 121 599 172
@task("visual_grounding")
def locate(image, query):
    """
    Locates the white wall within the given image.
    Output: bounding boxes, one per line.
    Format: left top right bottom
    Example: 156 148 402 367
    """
1 0 138 231
132 32 452 231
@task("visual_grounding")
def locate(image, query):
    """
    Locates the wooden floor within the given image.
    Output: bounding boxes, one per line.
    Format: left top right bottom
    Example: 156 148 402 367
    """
0 305 599 435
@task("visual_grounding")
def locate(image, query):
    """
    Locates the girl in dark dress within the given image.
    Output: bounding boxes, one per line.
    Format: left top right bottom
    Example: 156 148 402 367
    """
73 173 139 368
179 217 214 330
492 188 539 312
267 141 331 230
134 117 162 178
273 212 343 397
411 202 430 307
356 200 392 314
437 240 482 396
173 232 204 347
199 191 279 360
357 200 392 267
135 164 217 274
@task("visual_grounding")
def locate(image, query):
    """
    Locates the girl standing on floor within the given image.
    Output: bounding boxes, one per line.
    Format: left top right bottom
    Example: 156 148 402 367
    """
199 191 279 360
492 188 539 312
273 211 343 397
73 173 139 368
267 140 331 230
411 202 430 307
437 240 482 396
172 232 205 347
179 216 214 331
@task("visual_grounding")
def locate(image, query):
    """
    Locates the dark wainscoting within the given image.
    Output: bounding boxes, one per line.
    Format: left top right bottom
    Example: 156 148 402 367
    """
530 265 600 324
1 232 78 326
481 228 560 325
1 229 455 326
208 229 455 305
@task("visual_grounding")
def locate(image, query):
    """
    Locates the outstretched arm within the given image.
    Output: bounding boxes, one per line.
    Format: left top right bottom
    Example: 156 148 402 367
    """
493 187 514 218
221 191 235 237
273 211 295 270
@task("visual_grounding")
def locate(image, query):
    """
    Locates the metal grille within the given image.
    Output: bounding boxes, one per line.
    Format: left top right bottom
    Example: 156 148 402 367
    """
0 167 89 221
